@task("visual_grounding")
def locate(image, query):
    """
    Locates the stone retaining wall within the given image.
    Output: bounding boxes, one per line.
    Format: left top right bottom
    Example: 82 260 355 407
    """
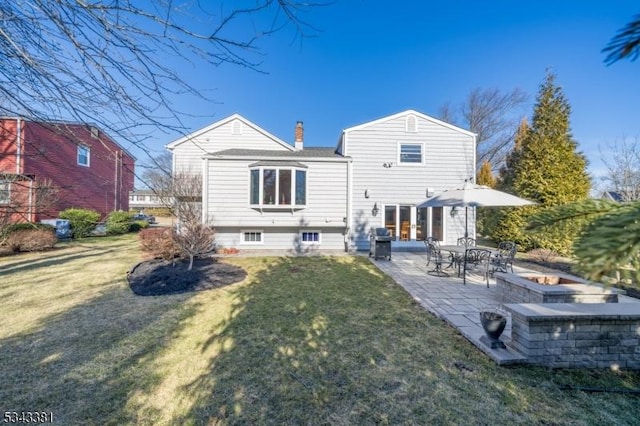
504 303 640 369
495 272 620 304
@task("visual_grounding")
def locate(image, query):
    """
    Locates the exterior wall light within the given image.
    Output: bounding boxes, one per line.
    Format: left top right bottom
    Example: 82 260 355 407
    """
372 202 379 217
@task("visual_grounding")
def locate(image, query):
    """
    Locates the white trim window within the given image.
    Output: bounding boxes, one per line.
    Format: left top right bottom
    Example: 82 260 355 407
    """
241 230 263 244
405 114 418 133
249 166 307 207
398 142 423 165
300 231 321 244
0 180 10 204
77 145 90 167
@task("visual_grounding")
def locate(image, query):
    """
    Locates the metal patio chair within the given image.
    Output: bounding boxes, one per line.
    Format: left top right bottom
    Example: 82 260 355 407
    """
426 241 447 277
463 248 492 287
491 241 517 274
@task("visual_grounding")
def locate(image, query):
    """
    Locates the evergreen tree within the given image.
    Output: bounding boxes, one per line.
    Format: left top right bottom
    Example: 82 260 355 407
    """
476 160 497 236
476 160 497 188
491 71 591 254
498 118 529 191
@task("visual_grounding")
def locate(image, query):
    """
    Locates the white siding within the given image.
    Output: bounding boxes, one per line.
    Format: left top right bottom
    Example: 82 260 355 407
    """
345 113 475 249
215 227 346 251
172 118 292 172
205 158 349 250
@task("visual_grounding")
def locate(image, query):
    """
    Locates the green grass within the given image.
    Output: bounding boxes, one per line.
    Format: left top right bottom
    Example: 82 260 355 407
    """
1 235 639 425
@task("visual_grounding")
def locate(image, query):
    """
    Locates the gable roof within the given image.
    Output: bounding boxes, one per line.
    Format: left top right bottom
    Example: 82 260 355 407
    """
601 191 624 202
341 109 476 137
165 113 294 151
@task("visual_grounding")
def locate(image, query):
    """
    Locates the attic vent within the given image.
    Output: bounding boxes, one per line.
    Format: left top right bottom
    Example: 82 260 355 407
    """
406 115 418 133
232 120 243 135
90 127 99 138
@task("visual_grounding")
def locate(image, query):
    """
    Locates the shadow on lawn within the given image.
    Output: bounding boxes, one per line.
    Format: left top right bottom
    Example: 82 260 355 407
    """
0 247 116 277
172 256 453 424
0 283 199 424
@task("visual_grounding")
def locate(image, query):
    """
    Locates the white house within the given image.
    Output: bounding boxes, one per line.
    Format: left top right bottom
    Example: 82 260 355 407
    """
166 110 476 252
338 110 476 251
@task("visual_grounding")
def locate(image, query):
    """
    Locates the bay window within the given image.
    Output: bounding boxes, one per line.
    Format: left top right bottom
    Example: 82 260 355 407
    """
249 165 307 207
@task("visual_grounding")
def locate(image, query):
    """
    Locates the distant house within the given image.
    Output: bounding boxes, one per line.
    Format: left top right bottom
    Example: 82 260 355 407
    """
0 118 135 222
601 191 624 202
129 189 168 211
167 111 476 252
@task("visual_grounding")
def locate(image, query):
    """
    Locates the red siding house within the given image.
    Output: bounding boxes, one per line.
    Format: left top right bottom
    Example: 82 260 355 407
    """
0 118 135 222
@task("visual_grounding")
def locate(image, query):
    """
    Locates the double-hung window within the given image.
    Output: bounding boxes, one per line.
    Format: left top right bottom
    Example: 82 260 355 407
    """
0 181 10 204
77 145 90 167
398 143 423 165
249 165 307 207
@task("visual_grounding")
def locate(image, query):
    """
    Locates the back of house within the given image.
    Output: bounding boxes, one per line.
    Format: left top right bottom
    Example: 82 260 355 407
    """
338 110 476 251
167 110 475 253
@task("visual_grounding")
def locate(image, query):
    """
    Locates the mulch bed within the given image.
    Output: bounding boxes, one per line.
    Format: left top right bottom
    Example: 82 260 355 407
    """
127 257 247 296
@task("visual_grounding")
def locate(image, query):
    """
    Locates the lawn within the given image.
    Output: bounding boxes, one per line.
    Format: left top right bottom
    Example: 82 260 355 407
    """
1 234 639 425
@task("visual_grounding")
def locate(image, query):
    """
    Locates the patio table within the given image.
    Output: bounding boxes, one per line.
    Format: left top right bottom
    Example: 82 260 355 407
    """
438 245 499 277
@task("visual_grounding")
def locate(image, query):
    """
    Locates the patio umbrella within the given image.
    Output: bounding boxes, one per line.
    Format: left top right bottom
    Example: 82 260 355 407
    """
416 181 536 237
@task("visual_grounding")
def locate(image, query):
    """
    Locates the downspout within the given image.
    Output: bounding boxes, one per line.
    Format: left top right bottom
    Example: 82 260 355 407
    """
15 118 22 174
202 158 209 224
113 150 118 212
28 177 33 222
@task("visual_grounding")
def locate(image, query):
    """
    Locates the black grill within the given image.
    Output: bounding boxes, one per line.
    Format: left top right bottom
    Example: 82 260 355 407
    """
369 227 392 260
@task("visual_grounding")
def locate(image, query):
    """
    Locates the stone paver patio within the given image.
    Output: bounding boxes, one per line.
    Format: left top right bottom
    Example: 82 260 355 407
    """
366 251 640 365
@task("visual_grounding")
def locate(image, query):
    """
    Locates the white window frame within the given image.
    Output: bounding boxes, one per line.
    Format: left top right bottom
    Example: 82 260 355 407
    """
77 145 90 167
249 166 307 208
299 230 321 244
397 142 424 165
405 115 418 133
0 180 10 204
241 230 263 244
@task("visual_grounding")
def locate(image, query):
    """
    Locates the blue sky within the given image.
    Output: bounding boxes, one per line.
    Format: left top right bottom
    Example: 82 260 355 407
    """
144 1 639 181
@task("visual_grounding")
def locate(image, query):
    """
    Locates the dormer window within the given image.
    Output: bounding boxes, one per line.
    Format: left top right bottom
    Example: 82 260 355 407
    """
77 145 90 167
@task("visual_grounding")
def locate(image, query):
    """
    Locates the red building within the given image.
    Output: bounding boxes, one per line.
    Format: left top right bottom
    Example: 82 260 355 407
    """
0 118 135 222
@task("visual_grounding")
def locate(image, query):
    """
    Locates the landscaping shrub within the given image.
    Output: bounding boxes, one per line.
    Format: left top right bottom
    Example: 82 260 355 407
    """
527 248 560 264
138 228 180 260
59 208 101 238
1 222 55 239
106 210 133 235
5 228 57 252
129 220 150 233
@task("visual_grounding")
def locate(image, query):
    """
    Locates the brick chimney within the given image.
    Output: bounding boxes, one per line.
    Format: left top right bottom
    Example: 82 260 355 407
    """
295 121 304 150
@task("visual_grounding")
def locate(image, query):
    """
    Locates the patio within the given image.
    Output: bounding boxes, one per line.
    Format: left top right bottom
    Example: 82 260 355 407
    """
367 251 640 366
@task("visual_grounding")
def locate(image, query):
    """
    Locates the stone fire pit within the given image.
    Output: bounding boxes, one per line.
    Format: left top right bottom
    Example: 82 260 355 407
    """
495 272 622 304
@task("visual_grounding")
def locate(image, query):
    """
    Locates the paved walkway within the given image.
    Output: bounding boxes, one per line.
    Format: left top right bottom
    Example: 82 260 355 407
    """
366 251 639 365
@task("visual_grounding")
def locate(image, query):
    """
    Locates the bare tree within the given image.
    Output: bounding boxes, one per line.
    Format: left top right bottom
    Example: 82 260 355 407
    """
598 137 640 201
139 151 173 204
438 87 528 170
0 1 320 163
171 171 214 270
0 175 59 242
